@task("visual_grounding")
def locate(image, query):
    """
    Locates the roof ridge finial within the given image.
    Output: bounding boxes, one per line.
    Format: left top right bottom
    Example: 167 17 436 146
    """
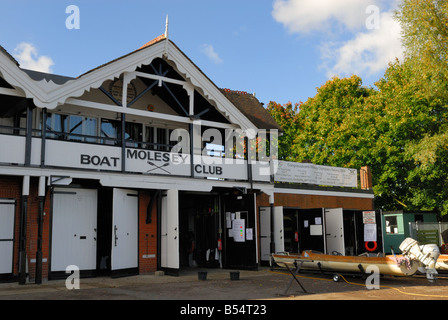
165 15 169 39
164 14 169 58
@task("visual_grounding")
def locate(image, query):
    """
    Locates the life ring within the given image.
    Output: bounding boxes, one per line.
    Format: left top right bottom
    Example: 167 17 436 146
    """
365 241 377 252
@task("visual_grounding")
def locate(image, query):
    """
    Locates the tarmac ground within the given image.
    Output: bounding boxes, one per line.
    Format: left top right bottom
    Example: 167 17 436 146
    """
1 266 448 301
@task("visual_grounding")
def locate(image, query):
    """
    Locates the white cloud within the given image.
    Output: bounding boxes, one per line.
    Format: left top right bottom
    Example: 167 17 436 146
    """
13 42 54 73
272 0 375 33
272 0 404 79
200 44 223 64
321 12 404 78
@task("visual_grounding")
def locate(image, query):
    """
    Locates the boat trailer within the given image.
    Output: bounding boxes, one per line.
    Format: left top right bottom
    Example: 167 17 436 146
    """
274 238 441 295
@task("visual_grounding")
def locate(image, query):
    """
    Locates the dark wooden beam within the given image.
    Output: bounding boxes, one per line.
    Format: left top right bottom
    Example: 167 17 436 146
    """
99 86 122 106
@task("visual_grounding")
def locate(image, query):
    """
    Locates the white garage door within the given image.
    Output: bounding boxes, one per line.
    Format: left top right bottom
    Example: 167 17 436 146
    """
0 199 15 275
111 188 138 272
325 208 345 255
260 206 284 262
161 189 179 271
51 188 98 272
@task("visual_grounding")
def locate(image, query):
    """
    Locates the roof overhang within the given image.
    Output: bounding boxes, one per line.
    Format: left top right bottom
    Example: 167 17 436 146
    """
0 38 260 133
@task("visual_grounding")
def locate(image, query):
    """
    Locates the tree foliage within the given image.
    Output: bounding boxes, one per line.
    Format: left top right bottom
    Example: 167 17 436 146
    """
396 0 448 101
291 75 373 168
372 61 447 211
266 101 300 161
395 0 448 214
267 0 448 214
268 62 448 213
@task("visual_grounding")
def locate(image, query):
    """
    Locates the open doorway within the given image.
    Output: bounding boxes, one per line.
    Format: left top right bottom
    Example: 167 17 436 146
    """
343 210 358 256
283 208 299 253
222 193 257 270
97 188 112 275
297 208 325 253
179 192 221 269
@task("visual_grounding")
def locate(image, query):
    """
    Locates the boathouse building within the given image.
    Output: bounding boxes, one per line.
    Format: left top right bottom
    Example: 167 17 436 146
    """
0 34 374 284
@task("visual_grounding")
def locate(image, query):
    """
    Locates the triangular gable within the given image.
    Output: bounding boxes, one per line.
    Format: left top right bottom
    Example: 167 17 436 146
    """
0 37 262 132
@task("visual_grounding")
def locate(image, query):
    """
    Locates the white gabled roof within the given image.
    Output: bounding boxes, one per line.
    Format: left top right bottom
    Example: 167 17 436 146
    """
0 36 259 132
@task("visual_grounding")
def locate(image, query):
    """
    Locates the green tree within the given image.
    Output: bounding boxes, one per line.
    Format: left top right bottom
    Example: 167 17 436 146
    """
406 132 448 214
266 101 300 161
288 74 406 210
291 75 374 168
267 1 448 214
395 0 448 215
371 60 447 211
276 66 447 213
396 0 448 101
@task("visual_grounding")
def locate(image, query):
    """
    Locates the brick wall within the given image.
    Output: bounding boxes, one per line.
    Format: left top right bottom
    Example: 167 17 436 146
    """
256 191 374 211
0 176 51 281
25 178 51 282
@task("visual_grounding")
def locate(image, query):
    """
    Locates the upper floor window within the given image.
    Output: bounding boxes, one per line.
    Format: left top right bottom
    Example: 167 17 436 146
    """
144 127 176 151
125 122 142 148
46 113 97 142
70 115 97 142
43 111 181 152
100 118 120 145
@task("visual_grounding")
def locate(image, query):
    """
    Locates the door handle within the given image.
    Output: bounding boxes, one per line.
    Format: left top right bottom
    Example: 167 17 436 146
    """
114 225 118 246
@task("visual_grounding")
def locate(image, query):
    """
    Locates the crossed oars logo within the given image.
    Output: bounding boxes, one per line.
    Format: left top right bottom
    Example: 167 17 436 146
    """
147 161 171 174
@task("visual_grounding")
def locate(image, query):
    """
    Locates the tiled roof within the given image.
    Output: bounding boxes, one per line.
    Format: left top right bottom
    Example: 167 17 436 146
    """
220 88 282 132
139 34 166 50
22 69 74 85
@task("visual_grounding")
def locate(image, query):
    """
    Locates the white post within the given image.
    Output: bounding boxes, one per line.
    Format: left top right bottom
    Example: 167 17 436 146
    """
122 72 131 109
22 175 30 196
38 176 46 197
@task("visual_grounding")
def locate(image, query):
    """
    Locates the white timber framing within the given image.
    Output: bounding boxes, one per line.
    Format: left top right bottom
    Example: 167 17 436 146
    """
0 38 257 133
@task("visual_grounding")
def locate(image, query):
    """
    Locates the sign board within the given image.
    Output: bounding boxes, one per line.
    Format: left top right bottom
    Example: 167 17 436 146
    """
362 211 376 224
25 137 358 187
364 224 377 242
36 139 271 182
274 161 357 188
232 219 245 242
310 224 323 236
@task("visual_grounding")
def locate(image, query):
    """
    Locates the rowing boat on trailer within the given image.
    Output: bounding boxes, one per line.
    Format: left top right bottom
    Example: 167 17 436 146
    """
272 251 420 276
272 238 441 281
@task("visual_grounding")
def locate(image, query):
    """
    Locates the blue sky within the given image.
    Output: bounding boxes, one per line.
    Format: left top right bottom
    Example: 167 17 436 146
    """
0 0 403 106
